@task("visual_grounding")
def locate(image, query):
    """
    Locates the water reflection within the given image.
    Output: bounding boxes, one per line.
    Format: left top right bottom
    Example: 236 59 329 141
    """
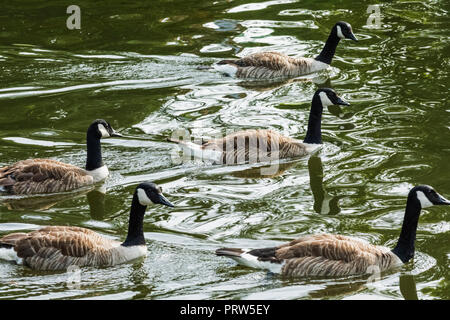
0 185 106 219
237 74 330 92
231 160 300 178
85 186 107 220
0 187 93 211
303 272 418 300
399 273 419 300
308 156 341 215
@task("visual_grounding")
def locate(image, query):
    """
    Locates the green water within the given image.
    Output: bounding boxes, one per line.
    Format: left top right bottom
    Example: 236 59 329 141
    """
0 0 449 300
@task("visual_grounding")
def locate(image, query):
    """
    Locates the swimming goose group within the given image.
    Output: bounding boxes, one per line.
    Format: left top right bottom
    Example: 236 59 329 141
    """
0 20 448 285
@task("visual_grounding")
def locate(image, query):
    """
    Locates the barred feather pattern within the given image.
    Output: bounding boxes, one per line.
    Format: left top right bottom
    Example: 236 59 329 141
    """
0 159 94 195
202 130 308 165
275 234 402 277
220 52 326 79
0 226 145 271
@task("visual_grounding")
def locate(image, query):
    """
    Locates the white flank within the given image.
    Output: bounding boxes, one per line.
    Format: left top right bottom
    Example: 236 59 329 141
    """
137 188 153 206
213 63 238 77
230 250 283 274
390 251 404 266
86 165 109 182
336 25 345 39
319 91 334 107
379 246 403 267
303 143 322 153
178 141 223 163
308 58 330 71
115 245 147 263
98 124 110 138
416 191 433 208
0 247 22 264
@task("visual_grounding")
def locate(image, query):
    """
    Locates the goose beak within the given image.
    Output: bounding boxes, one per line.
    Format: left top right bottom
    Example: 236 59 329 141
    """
336 97 350 106
348 33 358 42
111 131 123 138
157 193 174 207
435 194 450 205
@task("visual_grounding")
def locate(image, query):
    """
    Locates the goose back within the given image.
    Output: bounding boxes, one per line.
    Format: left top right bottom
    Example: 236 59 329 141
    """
218 52 327 79
0 159 94 195
0 226 146 271
217 234 402 277
276 234 401 277
202 129 309 165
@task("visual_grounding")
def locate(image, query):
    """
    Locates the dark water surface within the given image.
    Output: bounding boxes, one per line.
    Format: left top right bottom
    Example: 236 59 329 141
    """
0 0 449 299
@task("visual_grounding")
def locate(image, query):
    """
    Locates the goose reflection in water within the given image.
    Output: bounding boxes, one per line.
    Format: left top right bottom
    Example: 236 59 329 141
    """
303 273 419 300
308 156 341 215
237 74 331 92
230 155 341 216
230 159 300 179
1 184 107 219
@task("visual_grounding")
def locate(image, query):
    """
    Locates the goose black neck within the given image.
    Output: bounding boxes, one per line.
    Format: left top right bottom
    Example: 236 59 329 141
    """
122 192 146 247
303 95 324 144
315 28 340 65
391 195 421 263
85 130 104 171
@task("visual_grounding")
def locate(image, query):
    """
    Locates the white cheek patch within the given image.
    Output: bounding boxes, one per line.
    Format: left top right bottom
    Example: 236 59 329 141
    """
416 191 433 208
319 91 334 107
137 188 153 206
336 25 345 39
98 124 110 138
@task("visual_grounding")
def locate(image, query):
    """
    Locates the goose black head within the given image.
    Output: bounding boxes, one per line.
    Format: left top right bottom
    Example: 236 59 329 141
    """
89 119 123 139
314 88 350 107
410 185 450 209
135 182 174 207
334 21 358 42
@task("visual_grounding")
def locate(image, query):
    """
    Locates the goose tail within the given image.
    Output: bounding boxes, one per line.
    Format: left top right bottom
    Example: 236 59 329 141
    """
216 247 245 257
0 233 26 263
216 247 283 273
167 138 223 163
213 60 238 77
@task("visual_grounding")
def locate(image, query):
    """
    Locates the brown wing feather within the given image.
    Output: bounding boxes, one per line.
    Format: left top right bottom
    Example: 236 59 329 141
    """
0 159 93 195
275 234 399 277
226 52 303 70
220 52 313 79
0 226 119 271
203 130 308 164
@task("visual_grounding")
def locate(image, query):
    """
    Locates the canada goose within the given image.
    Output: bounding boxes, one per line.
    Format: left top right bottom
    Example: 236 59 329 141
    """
0 182 174 271
216 185 450 277
0 119 121 195
168 88 349 165
214 21 357 79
